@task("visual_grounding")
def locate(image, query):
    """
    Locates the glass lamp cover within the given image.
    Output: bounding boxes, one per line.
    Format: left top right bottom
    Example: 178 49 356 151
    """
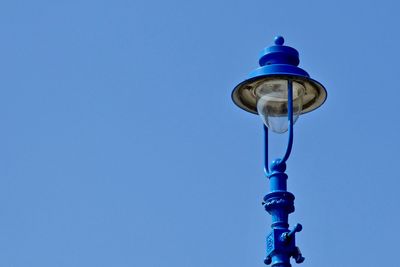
256 80 305 133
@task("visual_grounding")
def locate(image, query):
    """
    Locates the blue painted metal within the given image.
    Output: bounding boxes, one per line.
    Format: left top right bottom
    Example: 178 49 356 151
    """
263 125 270 174
250 36 309 79
263 79 303 267
232 36 327 266
280 80 294 165
231 36 327 115
264 79 293 175
263 165 305 267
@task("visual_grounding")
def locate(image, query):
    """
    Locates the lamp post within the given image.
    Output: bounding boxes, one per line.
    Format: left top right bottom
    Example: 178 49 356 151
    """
231 36 327 267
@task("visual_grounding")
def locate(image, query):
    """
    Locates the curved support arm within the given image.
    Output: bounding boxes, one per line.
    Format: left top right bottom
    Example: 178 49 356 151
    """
264 80 294 176
281 80 294 164
263 124 270 175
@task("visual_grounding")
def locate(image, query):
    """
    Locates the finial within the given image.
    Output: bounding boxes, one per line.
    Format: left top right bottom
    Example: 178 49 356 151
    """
274 36 284 46
258 36 300 67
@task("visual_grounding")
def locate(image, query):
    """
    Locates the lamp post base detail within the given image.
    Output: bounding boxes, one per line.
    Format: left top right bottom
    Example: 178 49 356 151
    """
263 162 304 266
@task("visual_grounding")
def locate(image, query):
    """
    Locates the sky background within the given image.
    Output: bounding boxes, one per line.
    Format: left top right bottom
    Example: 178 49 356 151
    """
0 0 399 266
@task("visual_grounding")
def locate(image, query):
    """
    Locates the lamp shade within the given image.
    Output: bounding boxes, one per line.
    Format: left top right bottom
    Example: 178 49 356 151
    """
232 36 327 116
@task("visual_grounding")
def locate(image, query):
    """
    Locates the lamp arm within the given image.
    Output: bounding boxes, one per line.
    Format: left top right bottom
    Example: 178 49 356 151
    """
263 124 270 175
264 80 294 175
281 79 294 164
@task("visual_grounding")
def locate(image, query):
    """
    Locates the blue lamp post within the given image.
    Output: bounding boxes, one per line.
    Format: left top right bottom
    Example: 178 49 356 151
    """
232 36 327 266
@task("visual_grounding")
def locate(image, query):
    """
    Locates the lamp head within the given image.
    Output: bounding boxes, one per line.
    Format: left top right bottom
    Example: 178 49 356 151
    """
232 36 327 133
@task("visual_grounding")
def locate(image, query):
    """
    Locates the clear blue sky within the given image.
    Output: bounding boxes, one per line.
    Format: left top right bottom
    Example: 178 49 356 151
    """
0 0 399 266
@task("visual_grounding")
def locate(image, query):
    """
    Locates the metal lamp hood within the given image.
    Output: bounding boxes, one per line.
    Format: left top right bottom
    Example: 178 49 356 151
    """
232 36 327 115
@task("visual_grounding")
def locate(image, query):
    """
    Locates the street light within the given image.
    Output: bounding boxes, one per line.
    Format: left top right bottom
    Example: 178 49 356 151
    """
231 36 327 266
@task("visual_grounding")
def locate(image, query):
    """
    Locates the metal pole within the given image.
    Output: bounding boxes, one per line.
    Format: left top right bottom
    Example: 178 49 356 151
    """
263 80 304 266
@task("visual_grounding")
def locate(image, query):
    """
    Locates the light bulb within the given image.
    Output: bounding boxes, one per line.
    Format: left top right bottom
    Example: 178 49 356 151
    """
255 80 305 133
